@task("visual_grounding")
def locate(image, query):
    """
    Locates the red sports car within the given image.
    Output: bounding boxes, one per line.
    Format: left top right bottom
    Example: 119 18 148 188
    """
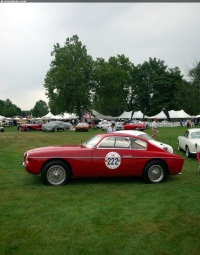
18 123 43 132
23 133 184 186
75 122 90 132
123 122 146 130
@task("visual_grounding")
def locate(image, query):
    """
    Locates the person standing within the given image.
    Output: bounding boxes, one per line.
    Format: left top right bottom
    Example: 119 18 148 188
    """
152 118 158 140
107 123 116 133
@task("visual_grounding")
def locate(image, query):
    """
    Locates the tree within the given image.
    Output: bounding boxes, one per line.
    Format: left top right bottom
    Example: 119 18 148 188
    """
31 100 49 117
132 58 168 116
0 99 21 117
187 61 200 114
92 55 133 116
44 35 94 119
149 67 185 115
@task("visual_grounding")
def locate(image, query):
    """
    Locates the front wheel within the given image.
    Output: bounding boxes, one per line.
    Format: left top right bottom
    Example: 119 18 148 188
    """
41 160 71 186
143 160 167 184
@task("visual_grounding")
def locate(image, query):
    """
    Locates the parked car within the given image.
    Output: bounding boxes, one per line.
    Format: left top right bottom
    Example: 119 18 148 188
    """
123 121 146 130
23 132 184 186
97 121 124 131
3 120 14 127
115 130 173 153
42 121 72 132
114 122 125 131
18 123 43 132
97 121 112 130
178 128 200 157
75 122 90 132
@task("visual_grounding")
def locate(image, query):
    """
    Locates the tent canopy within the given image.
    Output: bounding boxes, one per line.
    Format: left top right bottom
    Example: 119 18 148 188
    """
42 112 55 119
148 109 192 119
118 111 147 119
0 115 6 121
168 110 191 119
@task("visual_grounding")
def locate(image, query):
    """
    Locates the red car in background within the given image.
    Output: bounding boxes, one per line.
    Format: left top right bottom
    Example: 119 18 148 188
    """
75 122 90 132
18 123 43 132
123 122 146 130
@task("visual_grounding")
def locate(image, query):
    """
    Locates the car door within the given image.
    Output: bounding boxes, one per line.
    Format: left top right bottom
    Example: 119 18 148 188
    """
179 131 189 150
91 136 135 177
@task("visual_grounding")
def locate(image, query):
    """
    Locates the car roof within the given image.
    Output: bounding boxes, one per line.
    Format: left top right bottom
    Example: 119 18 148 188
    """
114 130 145 135
96 132 146 141
188 128 200 131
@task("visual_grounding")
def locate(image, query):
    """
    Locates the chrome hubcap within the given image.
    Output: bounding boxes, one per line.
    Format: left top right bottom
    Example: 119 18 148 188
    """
47 165 66 185
148 165 164 182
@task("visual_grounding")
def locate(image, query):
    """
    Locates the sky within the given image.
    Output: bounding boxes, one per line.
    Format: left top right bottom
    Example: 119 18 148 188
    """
0 2 200 111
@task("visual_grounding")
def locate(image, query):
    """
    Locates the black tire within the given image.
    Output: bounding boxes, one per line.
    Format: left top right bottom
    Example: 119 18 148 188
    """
41 160 71 186
186 146 191 158
143 160 167 184
26 127 30 132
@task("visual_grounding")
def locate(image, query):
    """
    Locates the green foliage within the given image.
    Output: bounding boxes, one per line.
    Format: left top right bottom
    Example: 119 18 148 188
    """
0 99 21 117
92 55 133 116
31 100 48 117
187 61 200 114
44 35 94 118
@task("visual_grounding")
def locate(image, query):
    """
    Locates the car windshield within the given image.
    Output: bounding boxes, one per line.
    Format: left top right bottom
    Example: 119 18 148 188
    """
191 131 200 138
138 133 153 141
82 135 102 148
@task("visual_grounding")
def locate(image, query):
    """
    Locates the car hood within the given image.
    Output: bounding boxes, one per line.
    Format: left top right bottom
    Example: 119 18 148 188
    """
149 140 173 153
26 145 82 154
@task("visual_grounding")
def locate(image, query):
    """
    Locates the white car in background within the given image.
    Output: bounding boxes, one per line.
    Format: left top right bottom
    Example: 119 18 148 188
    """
178 128 200 157
115 130 173 153
97 120 111 130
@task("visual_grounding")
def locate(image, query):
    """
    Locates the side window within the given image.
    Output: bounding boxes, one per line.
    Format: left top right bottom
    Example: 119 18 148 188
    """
115 137 130 148
98 137 115 148
184 131 189 138
98 137 130 149
130 138 147 150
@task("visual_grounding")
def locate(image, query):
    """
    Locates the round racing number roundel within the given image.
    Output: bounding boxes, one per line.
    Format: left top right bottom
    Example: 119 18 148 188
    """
105 152 121 169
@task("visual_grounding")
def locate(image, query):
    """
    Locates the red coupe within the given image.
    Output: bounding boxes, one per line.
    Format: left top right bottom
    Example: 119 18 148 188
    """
123 122 146 130
18 123 43 132
23 133 184 186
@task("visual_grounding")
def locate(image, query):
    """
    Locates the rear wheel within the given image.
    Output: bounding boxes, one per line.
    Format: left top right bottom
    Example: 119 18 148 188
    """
143 160 167 184
186 146 191 158
41 160 71 186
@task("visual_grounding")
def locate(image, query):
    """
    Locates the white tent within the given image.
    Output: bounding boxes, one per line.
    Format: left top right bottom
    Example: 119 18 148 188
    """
0 115 6 121
196 114 200 118
91 110 115 120
118 111 132 119
132 110 146 119
63 113 78 119
118 111 147 119
42 112 55 119
168 110 191 119
148 111 167 119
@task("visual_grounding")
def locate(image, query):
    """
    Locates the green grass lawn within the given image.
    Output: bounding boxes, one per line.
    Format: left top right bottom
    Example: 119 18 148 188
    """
0 127 200 255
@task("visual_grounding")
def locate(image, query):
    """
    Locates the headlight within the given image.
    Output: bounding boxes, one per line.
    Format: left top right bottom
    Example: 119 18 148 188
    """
24 153 29 164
